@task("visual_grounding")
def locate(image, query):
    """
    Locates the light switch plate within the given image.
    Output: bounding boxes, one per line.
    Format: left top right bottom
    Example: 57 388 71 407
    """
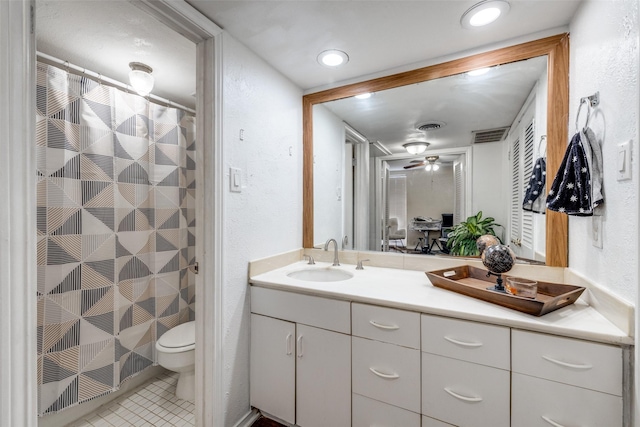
617 140 631 181
230 167 241 193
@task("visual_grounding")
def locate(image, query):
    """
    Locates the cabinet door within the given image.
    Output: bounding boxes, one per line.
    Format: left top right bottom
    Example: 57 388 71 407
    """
296 324 351 427
250 314 295 424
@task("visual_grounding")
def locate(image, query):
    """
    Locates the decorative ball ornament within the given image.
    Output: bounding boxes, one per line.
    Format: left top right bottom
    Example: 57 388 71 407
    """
476 234 500 255
481 244 516 274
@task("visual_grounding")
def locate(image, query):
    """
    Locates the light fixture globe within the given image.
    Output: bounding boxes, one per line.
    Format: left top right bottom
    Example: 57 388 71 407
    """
129 62 154 96
461 0 510 29
403 142 430 155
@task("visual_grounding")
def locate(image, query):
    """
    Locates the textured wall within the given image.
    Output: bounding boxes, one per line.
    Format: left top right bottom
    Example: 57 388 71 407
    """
312 104 345 245
568 0 639 303
221 33 303 426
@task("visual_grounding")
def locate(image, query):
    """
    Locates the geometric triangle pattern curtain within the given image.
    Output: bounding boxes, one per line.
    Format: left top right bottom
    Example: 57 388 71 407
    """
35 62 196 415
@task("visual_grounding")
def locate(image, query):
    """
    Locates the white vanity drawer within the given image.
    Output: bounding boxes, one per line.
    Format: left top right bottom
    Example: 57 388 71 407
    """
352 336 421 413
422 352 510 427
512 373 623 427
512 330 622 396
250 286 350 333
422 416 455 427
352 303 420 349
352 394 420 427
421 314 510 370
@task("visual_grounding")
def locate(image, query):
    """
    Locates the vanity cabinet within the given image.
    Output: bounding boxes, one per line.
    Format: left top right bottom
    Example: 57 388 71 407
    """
250 288 351 427
250 286 629 427
511 330 624 426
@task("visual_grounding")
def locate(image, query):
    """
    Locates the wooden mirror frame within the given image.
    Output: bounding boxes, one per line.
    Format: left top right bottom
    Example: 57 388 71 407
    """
303 34 569 267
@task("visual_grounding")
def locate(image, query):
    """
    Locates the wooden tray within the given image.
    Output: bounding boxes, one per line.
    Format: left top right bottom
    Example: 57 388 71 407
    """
426 265 585 316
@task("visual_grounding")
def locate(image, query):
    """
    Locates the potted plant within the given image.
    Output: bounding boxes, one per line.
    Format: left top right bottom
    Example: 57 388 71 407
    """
446 211 501 256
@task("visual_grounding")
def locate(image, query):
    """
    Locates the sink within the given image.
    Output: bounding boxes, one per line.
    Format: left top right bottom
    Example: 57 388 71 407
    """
287 268 353 282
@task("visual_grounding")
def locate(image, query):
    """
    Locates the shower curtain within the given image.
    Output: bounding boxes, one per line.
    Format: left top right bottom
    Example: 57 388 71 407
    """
36 62 196 415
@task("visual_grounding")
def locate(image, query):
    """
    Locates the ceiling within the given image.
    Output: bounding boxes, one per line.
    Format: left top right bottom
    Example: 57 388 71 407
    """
36 0 197 109
187 0 581 91
322 56 547 155
35 1 582 110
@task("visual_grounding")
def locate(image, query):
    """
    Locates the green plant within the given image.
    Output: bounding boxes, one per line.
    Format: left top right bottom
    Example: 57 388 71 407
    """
447 211 501 256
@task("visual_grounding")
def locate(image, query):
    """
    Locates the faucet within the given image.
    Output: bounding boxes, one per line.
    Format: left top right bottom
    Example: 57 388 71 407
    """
356 259 370 270
323 238 340 266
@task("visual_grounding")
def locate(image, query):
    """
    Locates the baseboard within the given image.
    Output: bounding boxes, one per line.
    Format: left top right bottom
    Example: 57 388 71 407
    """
233 408 261 427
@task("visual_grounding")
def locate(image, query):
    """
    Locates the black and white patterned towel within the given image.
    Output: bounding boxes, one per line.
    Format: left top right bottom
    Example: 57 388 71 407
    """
523 157 546 214
546 128 604 216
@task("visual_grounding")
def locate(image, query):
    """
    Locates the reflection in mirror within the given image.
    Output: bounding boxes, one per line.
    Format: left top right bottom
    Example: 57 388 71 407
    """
313 56 549 262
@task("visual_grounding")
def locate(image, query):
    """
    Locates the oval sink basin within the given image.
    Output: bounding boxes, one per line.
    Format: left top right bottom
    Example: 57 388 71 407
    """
287 268 353 282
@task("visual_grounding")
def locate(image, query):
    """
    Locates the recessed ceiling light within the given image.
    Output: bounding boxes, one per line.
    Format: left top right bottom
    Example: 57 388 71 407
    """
461 0 510 29
317 50 349 67
467 67 491 76
355 93 372 99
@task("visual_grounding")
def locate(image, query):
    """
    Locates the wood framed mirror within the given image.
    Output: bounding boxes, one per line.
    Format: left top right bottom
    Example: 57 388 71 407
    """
303 34 569 267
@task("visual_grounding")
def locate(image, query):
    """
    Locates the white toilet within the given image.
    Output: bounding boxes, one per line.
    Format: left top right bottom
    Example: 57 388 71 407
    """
156 320 195 401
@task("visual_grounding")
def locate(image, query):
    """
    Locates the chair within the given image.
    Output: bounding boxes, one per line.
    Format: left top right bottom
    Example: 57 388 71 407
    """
387 217 406 251
438 213 454 254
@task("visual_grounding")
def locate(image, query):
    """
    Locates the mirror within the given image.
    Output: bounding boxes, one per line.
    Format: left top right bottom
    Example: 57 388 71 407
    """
314 56 548 260
303 34 569 267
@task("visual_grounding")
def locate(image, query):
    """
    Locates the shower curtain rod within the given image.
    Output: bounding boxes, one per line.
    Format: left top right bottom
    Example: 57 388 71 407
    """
37 51 196 115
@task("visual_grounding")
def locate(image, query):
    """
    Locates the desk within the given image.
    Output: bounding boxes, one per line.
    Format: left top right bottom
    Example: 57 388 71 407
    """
411 220 442 254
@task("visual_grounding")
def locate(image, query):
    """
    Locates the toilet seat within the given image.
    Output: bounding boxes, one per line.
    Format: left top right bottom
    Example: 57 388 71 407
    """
156 321 195 353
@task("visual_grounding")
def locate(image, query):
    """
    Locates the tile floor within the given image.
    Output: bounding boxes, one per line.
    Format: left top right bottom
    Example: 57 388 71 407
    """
71 371 194 427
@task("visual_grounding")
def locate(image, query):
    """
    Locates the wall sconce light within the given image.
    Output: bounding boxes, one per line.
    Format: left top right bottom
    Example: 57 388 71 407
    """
403 142 430 155
129 62 154 96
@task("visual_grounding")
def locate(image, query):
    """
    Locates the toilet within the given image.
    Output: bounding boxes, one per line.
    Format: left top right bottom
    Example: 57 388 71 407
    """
156 321 195 401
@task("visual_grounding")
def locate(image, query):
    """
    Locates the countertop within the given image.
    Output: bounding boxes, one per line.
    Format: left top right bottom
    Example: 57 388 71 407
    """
250 260 633 346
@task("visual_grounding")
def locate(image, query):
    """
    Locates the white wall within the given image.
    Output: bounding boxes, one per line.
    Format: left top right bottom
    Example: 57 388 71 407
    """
568 0 639 304
312 104 345 246
472 141 508 240
221 32 303 426
569 3 639 424
401 165 454 247
534 69 549 259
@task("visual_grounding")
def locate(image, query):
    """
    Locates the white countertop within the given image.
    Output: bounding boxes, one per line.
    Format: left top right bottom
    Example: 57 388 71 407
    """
250 261 633 346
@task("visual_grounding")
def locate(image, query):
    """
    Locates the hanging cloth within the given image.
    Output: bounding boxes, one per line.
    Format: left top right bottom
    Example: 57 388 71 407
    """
522 157 546 213
546 127 603 216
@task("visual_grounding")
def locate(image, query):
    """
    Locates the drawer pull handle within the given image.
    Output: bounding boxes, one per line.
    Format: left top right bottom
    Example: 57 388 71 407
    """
297 335 303 358
286 333 292 355
369 367 400 380
444 336 483 348
444 387 483 402
541 415 566 427
369 320 400 330
542 355 593 370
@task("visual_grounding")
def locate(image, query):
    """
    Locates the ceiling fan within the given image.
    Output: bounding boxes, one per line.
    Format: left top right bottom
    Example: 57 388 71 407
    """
404 155 440 170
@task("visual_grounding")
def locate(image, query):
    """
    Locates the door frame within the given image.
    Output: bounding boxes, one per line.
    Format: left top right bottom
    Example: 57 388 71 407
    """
0 1 225 425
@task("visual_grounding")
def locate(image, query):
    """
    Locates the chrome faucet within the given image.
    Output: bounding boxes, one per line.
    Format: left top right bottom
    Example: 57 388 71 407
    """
323 238 340 266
